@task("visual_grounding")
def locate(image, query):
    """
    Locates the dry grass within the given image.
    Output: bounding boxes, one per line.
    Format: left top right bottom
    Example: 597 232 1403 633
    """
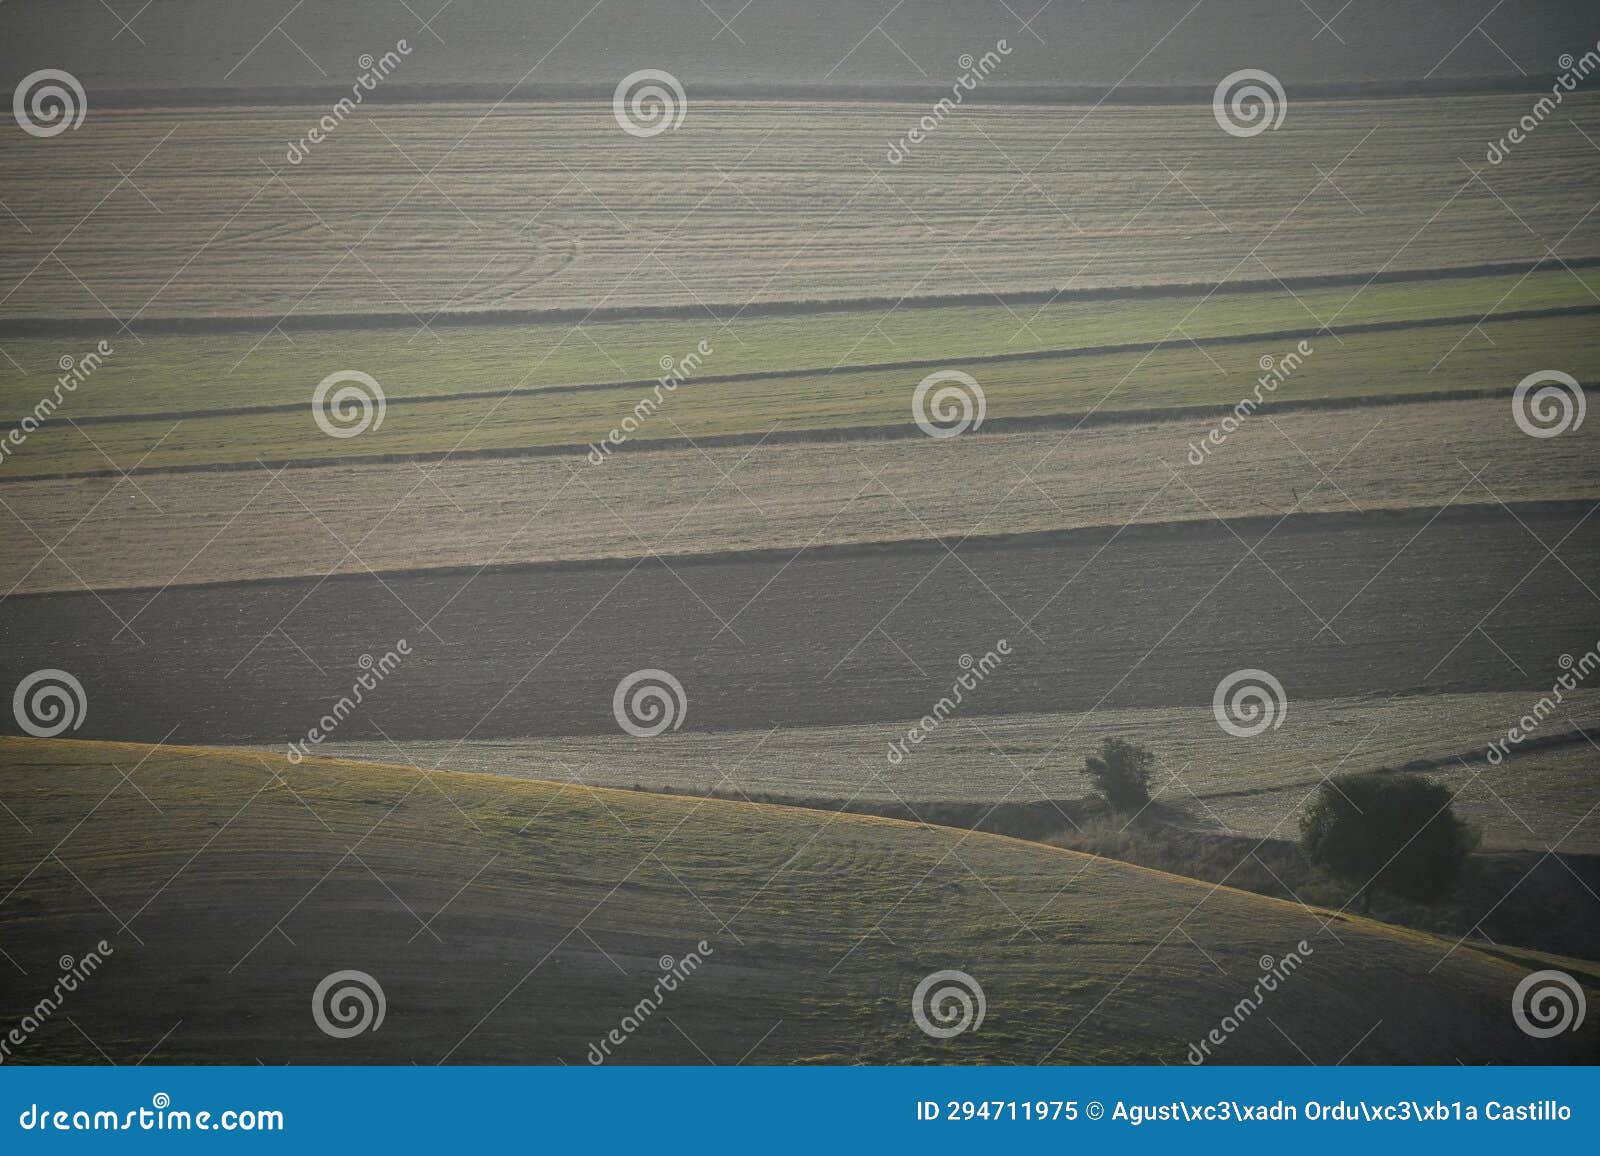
3 736 1592 1064
317 690 1600 853
1 394 1589 594
1 95 1596 322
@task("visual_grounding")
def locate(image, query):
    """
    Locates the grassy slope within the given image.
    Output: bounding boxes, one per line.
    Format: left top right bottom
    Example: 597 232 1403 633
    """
320 691 1600 854
6 314 1595 476
3 738 1596 1065
2 393 1592 595
1 269 1588 419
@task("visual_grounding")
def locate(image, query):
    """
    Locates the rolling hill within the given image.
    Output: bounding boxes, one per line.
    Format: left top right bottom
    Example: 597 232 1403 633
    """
1 737 1593 1064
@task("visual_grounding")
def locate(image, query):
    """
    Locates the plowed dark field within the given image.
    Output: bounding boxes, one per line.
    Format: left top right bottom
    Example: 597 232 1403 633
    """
5 504 1593 745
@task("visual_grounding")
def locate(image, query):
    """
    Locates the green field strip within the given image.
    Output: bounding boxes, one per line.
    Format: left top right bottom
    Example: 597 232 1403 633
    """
1 268 1592 422
2 312 1593 478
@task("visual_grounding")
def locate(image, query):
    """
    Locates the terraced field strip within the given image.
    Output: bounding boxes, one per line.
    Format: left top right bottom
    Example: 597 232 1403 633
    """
3 737 1592 1063
3 267 1591 419
4 505 1594 746
6 313 1594 478
1 95 1596 321
2 394 1592 595
320 691 1600 853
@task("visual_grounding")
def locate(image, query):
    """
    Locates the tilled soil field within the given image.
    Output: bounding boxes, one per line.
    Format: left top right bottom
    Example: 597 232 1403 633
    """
8 0 1592 93
3 505 1594 744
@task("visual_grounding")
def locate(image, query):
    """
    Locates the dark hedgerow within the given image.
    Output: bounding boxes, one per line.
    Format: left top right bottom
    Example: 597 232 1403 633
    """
1299 772 1479 912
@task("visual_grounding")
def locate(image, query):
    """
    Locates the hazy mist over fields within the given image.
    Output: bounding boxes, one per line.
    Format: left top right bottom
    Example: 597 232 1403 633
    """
1 0 1596 1067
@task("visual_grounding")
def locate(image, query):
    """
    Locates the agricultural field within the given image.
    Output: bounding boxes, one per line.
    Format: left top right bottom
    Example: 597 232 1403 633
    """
2 738 1593 1064
1 266 1590 418
5 312 1596 477
7 0 1593 93
3 5 1599 1073
320 691 1600 853
4 505 1596 747
2 393 1595 595
1 95 1598 323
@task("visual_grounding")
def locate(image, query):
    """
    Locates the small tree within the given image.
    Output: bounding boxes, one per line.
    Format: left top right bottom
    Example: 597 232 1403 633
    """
1299 773 1478 912
1083 737 1154 813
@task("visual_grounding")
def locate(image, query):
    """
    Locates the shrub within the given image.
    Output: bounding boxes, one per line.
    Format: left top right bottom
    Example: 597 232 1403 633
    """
1299 773 1478 912
1082 737 1154 814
